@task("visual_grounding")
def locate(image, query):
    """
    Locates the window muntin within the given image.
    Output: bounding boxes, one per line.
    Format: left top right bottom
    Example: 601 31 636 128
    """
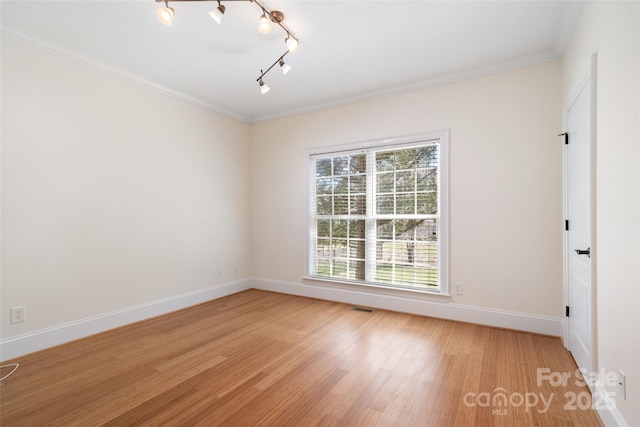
313 153 367 281
308 135 448 293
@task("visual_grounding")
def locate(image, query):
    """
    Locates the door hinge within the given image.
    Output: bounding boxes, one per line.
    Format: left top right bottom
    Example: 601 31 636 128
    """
566 306 570 317
558 132 568 144
565 220 569 231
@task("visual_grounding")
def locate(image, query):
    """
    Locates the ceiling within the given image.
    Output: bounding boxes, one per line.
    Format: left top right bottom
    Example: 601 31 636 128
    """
1 1 580 123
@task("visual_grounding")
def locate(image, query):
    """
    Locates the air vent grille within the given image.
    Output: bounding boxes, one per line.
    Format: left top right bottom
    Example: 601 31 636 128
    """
352 307 374 313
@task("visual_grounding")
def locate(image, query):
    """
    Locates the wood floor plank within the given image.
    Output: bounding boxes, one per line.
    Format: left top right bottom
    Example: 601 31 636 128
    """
0 290 603 426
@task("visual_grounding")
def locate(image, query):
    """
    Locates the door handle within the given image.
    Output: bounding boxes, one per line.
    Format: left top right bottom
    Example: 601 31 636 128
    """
575 247 591 258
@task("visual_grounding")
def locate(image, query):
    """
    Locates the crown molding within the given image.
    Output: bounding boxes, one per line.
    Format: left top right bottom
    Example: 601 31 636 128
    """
1 26 251 123
553 2 582 59
250 3 582 123
3 3 579 126
250 52 562 123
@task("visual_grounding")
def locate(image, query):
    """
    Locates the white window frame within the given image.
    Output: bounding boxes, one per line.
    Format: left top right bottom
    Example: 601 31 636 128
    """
304 131 449 295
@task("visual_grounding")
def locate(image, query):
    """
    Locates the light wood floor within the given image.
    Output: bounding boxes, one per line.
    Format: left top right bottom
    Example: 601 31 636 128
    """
1 290 602 426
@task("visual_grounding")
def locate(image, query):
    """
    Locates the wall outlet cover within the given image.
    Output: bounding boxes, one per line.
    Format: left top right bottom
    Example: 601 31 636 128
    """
10 306 26 324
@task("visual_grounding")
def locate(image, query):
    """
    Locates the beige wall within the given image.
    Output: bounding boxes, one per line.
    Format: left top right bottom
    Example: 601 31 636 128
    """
250 61 563 317
1 38 250 337
561 2 640 425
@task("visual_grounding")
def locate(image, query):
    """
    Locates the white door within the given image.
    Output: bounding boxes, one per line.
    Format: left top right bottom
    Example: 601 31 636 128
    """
564 62 594 377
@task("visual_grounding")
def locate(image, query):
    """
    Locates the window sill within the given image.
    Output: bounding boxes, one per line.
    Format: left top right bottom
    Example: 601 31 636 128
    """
303 276 451 300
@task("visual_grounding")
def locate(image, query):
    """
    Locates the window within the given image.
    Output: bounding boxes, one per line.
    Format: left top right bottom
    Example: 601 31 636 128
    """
307 133 449 293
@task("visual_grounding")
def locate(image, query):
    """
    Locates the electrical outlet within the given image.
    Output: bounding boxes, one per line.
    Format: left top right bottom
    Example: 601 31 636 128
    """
618 370 627 400
10 306 25 324
453 282 463 295
233 266 239 276
217 269 223 279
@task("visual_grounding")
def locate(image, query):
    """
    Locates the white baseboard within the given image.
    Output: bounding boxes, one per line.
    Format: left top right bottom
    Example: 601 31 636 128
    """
251 277 563 336
0 279 251 361
1 277 564 362
593 380 629 427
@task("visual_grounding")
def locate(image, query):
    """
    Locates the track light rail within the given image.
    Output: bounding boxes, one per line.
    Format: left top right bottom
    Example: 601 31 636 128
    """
257 51 289 81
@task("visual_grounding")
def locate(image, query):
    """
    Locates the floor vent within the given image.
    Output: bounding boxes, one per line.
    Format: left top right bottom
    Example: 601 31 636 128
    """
352 307 374 313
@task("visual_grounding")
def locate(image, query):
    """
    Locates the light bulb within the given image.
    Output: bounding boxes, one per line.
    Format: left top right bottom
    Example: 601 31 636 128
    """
209 4 225 24
259 79 270 94
157 6 175 26
279 59 291 75
285 35 299 52
258 14 271 33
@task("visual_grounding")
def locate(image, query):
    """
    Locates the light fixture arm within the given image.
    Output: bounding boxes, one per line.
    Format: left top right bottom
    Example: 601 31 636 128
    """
256 51 289 82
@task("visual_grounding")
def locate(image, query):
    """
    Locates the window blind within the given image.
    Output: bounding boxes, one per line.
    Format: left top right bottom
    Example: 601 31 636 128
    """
308 136 447 293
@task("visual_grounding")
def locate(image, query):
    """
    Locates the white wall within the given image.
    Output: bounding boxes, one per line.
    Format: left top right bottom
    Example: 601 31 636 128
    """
1 38 250 340
250 61 563 318
561 3 640 425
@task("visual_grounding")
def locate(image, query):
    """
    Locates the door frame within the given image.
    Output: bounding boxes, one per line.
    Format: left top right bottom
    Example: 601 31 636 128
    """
562 53 598 377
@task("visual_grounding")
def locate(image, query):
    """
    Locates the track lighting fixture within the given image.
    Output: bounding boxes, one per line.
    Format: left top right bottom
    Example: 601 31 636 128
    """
208 1 225 24
279 59 291 75
257 52 290 91
259 78 270 95
157 0 174 26
285 34 299 52
154 0 299 92
258 13 272 33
